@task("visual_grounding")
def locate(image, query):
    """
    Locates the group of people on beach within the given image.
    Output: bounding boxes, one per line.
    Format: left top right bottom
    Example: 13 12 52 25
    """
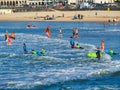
5 30 16 45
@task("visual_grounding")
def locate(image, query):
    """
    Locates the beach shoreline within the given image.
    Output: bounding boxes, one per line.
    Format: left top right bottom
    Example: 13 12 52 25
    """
0 10 120 22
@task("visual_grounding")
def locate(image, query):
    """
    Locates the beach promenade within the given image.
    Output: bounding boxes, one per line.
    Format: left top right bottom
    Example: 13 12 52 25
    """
0 10 120 22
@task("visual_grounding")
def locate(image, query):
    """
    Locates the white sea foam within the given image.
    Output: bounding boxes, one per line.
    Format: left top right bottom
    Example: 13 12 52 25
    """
0 32 120 89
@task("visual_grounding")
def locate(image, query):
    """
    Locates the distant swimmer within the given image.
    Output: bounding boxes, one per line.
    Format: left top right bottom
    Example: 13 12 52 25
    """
96 47 101 60
75 43 84 49
101 40 105 53
44 28 51 38
5 30 9 41
23 43 28 54
7 35 11 46
58 27 62 38
31 50 37 55
107 48 119 56
10 32 16 40
41 48 46 56
31 48 46 56
73 28 78 40
5 30 11 45
70 36 75 48
26 24 37 28
103 20 106 29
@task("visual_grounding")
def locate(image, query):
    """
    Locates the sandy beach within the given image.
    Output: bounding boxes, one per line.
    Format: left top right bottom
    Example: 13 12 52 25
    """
0 10 120 22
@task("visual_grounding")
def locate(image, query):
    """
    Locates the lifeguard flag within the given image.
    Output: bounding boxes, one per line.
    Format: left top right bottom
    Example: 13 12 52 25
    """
107 7 110 13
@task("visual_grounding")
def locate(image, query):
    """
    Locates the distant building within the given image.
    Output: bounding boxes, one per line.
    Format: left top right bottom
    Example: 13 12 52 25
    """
27 0 53 7
0 0 66 7
68 0 114 5
27 0 67 7
94 0 114 3
0 0 115 8
0 0 28 7
68 0 95 5
68 0 76 5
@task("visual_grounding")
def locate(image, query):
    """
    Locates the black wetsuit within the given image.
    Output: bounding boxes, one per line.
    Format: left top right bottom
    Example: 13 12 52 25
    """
5 34 7 41
96 50 101 60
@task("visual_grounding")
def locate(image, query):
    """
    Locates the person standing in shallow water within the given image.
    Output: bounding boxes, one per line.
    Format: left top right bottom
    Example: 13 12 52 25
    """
10 32 16 40
5 30 9 41
70 36 75 48
44 28 51 38
5 30 11 46
96 47 101 60
72 28 78 40
7 35 11 46
58 27 62 38
101 40 105 53
23 43 28 54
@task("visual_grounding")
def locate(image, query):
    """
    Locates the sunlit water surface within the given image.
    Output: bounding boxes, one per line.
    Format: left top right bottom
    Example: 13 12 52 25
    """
0 21 120 90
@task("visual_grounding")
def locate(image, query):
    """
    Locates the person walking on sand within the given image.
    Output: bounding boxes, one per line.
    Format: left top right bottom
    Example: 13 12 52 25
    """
101 40 105 53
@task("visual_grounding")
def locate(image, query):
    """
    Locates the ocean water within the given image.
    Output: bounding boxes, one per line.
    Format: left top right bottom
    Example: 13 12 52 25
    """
0 21 120 90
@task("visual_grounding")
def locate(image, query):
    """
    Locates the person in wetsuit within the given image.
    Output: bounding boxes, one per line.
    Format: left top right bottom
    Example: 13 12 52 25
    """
70 36 75 48
96 47 101 60
23 43 28 54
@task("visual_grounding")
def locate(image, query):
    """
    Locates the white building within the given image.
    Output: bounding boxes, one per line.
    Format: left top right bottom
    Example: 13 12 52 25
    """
27 0 53 6
68 0 76 5
68 0 114 4
94 0 114 3
0 0 28 7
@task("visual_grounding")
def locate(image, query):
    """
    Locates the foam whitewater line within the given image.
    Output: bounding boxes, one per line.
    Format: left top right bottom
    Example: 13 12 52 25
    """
106 29 120 32
0 33 113 89
6 60 120 89
16 33 111 61
37 61 120 86
0 33 111 61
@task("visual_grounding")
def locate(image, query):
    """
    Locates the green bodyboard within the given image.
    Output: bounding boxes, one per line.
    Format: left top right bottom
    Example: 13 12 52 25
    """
87 52 103 58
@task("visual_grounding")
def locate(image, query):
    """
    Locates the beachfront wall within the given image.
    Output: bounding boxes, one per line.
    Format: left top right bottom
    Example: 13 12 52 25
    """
0 9 13 14
0 0 28 7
